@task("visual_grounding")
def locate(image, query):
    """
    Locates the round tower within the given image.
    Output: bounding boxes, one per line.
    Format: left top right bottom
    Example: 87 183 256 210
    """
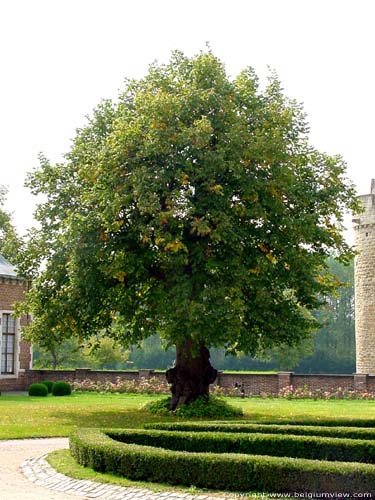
353 179 375 374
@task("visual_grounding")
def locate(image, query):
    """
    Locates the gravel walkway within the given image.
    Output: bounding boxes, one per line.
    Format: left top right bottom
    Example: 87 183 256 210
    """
1 438 232 500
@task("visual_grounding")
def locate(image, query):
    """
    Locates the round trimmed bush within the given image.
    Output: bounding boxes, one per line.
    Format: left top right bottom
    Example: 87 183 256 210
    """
28 383 48 397
52 381 72 396
41 380 54 393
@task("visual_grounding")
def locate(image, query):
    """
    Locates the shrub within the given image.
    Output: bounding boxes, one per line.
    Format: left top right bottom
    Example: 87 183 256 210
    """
143 396 243 417
52 381 72 396
146 422 375 440
260 418 375 427
143 397 170 416
70 428 375 494
41 380 54 393
28 383 48 397
107 428 375 463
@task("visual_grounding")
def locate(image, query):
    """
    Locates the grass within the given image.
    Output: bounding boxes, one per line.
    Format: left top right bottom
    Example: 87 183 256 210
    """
3 393 375 500
0 393 165 438
1 392 375 438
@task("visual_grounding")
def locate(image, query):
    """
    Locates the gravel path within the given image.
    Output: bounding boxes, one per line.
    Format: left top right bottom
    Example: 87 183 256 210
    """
0 438 77 499
1 438 232 500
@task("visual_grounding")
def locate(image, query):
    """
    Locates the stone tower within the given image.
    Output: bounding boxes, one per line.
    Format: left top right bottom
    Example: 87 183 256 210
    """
353 179 375 374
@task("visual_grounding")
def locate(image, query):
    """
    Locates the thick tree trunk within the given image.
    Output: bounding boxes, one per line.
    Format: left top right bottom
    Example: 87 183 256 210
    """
51 348 58 370
166 341 218 410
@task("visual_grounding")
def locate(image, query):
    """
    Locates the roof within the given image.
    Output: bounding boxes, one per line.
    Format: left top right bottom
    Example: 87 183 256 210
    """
0 254 20 280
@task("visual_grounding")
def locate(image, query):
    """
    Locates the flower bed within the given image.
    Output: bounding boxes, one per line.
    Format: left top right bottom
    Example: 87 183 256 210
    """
72 376 170 394
71 377 375 400
278 384 375 400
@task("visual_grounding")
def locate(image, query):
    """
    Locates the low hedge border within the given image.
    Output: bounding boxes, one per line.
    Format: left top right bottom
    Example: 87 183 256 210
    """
146 421 375 440
260 418 375 427
70 428 375 494
106 428 375 463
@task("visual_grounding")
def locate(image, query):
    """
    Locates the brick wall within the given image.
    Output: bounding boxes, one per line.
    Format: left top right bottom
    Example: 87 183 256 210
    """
291 374 355 392
216 372 279 395
2 369 371 394
0 277 32 391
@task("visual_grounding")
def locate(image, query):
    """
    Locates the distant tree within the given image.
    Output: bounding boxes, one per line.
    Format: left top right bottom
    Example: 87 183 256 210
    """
33 334 129 370
128 335 175 369
32 338 85 369
82 335 130 369
296 258 355 373
17 50 358 409
258 336 314 371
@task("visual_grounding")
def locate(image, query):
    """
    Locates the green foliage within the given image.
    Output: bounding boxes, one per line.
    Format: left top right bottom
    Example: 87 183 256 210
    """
28 383 48 397
106 428 375 463
259 336 314 371
175 396 242 418
52 381 72 396
82 335 130 369
146 421 375 440
0 186 22 263
127 335 175 369
41 380 54 393
70 427 375 494
144 396 242 417
33 334 130 370
143 397 171 416
17 50 359 366
298 257 355 373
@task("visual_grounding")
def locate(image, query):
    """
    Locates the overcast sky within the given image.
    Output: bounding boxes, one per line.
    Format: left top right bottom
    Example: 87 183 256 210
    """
1 0 374 242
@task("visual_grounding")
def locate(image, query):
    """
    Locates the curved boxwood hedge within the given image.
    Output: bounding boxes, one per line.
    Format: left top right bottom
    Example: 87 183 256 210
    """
70 428 375 494
146 421 375 440
260 418 375 427
106 428 375 463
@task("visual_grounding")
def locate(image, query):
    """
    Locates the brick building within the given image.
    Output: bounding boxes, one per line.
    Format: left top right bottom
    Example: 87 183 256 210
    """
0 255 32 391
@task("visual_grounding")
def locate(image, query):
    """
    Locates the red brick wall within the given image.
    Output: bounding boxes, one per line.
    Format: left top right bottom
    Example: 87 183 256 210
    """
291 374 355 392
3 369 367 395
216 372 279 395
0 277 32 390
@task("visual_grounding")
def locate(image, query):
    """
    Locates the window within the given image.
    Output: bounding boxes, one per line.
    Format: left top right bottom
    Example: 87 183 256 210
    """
1 313 15 374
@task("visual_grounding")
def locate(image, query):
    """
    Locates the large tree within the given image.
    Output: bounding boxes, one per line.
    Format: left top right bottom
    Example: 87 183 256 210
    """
18 51 358 409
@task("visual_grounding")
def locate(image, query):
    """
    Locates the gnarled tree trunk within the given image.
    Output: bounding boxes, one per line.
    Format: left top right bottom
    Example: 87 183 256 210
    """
166 340 217 410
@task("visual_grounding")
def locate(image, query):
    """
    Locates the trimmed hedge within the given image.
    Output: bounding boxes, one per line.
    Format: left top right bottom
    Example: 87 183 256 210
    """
260 418 375 427
146 421 375 440
41 380 54 393
28 383 48 397
52 381 72 396
70 428 375 494
106 428 375 463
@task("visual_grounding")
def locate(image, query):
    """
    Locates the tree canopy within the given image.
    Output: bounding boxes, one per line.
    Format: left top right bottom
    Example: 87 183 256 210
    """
18 50 358 402
0 187 21 263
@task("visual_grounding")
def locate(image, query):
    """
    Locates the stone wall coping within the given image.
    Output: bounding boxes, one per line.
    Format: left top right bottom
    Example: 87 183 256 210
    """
291 373 354 378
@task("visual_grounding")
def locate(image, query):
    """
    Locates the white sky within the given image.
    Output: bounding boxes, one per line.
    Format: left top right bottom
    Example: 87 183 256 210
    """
1 0 374 242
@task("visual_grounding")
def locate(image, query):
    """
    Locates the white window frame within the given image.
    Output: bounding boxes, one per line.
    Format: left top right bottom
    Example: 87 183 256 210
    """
0 310 20 378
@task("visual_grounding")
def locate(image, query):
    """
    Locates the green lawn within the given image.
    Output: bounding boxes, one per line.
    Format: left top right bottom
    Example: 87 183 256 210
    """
1 392 375 438
3 393 375 500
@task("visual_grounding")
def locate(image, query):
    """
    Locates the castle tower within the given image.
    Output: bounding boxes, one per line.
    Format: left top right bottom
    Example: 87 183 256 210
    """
353 179 375 374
